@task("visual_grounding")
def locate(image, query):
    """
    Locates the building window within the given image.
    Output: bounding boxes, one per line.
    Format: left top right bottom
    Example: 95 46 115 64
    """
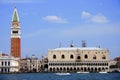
53 55 56 59
12 31 18 33
77 56 81 59
102 55 106 59
5 62 7 66
1 68 3 72
5 68 7 72
2 62 4 66
8 62 10 66
61 54 65 59
70 54 74 59
93 55 96 59
84 54 88 59
102 52 104 54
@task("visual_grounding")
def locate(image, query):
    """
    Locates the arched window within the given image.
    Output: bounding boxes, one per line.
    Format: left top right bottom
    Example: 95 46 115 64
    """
53 67 55 71
70 54 74 59
61 54 65 59
50 68 52 71
60 67 62 71
77 56 81 59
93 55 96 59
84 54 88 59
53 55 56 59
102 55 106 59
2 62 4 66
8 62 10 66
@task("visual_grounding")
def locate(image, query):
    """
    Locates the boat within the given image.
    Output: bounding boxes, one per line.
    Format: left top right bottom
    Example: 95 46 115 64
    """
55 73 70 75
99 71 107 73
77 71 89 73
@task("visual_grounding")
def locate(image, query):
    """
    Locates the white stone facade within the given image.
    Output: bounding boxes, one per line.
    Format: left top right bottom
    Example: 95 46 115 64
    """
48 47 110 72
0 53 19 73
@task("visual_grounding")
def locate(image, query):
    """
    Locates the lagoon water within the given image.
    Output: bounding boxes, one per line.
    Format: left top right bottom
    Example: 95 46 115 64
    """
0 73 120 80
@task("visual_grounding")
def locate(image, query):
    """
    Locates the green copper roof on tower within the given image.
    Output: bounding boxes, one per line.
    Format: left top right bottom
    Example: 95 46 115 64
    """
12 5 19 22
13 11 18 22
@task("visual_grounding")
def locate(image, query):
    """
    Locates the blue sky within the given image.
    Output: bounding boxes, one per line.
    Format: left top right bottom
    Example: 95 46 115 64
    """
0 0 120 59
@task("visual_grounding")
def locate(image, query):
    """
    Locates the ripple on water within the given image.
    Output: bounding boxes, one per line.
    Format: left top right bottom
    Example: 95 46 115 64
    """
0 73 120 80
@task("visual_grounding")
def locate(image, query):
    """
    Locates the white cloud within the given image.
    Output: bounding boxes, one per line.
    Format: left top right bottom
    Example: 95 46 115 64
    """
81 11 109 23
81 11 91 19
42 16 68 23
91 14 108 23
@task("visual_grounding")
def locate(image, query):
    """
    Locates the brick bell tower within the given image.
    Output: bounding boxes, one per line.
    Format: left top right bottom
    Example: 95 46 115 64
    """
10 5 21 58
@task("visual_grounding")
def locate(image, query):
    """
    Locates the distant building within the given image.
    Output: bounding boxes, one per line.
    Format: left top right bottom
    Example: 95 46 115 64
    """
20 55 41 72
10 5 21 58
114 56 120 69
48 44 109 72
109 60 117 72
41 55 48 71
20 58 30 72
0 52 19 73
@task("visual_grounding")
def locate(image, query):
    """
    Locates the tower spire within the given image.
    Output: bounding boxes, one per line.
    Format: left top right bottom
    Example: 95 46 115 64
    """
14 3 16 8
11 5 21 58
82 40 86 47
12 5 19 22
70 40 74 47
